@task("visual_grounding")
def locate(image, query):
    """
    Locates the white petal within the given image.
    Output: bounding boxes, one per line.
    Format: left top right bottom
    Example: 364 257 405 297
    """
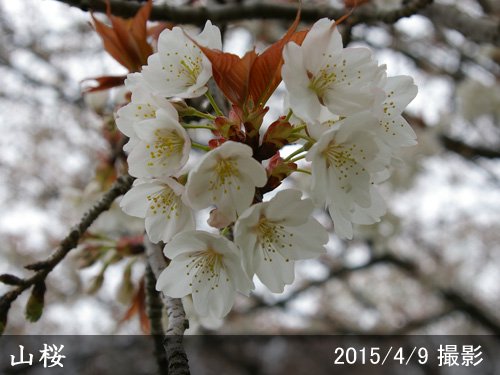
255 252 295 293
192 267 235 318
328 203 354 240
119 181 164 217
163 231 208 259
195 20 222 49
384 75 417 112
237 156 268 188
265 189 312 226
285 219 328 259
156 260 192 297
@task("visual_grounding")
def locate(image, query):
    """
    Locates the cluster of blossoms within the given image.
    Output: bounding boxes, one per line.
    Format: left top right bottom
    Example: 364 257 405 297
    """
116 17 417 319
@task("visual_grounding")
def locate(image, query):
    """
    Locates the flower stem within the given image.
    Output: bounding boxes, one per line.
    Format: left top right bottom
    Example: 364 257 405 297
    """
294 168 311 175
292 124 307 133
205 91 224 117
192 142 211 152
284 146 306 161
185 107 215 120
289 154 306 163
182 123 216 131
296 134 315 143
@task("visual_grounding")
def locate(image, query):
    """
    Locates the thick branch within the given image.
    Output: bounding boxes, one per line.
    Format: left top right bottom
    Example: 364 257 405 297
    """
423 3 500 46
144 238 190 375
145 265 169 375
0 174 134 333
440 135 500 159
52 0 433 26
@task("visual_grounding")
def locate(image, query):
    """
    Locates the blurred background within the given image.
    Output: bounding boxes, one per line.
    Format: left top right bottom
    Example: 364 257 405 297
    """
0 0 499 340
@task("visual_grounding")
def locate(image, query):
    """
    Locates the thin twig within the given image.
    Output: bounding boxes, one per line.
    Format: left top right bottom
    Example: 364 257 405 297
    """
0 174 134 334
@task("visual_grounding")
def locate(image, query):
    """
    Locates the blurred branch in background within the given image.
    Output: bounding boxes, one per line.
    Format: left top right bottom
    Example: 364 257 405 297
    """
54 0 433 26
0 174 133 333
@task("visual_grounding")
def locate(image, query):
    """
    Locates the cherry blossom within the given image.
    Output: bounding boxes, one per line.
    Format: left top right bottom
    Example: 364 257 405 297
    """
234 189 328 292
127 108 191 178
185 141 267 223
116 73 177 152
120 178 194 243
306 111 390 239
109 14 419 319
156 231 253 318
141 21 222 99
282 18 386 123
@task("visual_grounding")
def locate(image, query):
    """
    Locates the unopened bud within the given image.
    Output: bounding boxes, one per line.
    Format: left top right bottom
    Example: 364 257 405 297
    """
25 281 46 322
207 208 233 229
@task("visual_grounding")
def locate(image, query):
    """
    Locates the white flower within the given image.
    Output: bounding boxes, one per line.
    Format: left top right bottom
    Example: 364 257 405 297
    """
116 73 178 152
185 141 267 223
375 75 418 148
306 111 389 239
326 186 387 240
282 18 386 123
120 178 194 243
156 231 253 318
234 189 328 293
127 108 191 178
142 21 222 99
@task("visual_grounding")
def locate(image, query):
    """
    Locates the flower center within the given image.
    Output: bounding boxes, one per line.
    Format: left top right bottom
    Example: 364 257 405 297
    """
323 141 366 186
186 249 228 292
146 129 185 167
179 53 203 84
209 158 241 199
256 218 292 263
163 45 203 85
308 67 336 100
146 187 180 219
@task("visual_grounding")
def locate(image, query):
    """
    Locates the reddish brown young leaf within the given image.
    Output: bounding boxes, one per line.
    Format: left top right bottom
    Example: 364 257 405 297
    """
91 0 153 72
130 0 153 59
91 14 135 70
148 22 172 43
289 29 308 46
83 75 127 93
197 46 258 107
197 8 308 112
248 10 302 107
121 278 150 334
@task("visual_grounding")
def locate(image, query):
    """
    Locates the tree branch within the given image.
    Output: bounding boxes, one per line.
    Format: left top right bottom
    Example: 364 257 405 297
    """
423 3 500 46
144 238 190 375
51 0 433 26
247 254 408 312
440 135 500 159
145 265 169 375
0 174 134 334
247 253 500 335
377 255 500 336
